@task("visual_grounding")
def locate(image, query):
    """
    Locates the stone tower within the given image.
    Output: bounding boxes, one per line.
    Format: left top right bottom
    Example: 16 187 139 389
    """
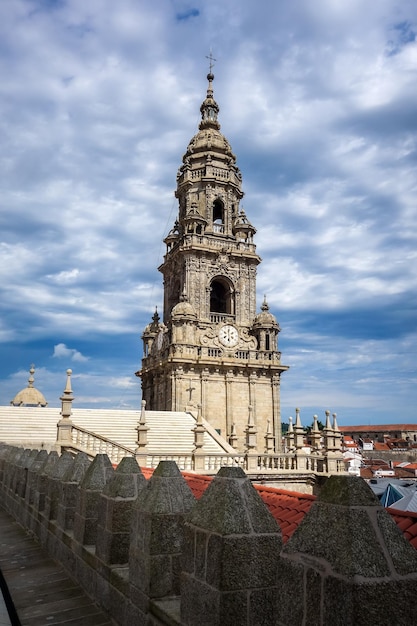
139 70 289 452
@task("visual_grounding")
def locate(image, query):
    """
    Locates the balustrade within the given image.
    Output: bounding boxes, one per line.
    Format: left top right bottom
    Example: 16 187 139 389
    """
61 424 344 478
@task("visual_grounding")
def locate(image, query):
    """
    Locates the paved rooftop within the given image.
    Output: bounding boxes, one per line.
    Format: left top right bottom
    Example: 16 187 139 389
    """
0 508 114 626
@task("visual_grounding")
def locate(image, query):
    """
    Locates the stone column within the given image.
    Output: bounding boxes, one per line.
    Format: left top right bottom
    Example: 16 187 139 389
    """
181 466 282 626
293 408 307 472
272 374 281 452
200 369 209 425
192 405 207 472
229 422 238 450
225 369 233 439
245 405 258 472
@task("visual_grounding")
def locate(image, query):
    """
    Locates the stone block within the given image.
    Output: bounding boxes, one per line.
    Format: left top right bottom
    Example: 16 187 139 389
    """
56 452 90 531
181 466 282 626
33 451 58 514
96 457 146 566
279 475 417 625
129 460 195 603
44 451 74 520
73 453 114 546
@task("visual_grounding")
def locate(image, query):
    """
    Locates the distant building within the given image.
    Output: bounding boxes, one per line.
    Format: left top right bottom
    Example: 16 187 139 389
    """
340 424 417 445
10 365 47 407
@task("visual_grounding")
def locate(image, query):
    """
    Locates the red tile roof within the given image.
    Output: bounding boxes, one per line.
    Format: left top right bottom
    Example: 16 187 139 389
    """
389 509 417 550
340 424 417 433
373 442 390 451
141 468 417 549
182 474 315 542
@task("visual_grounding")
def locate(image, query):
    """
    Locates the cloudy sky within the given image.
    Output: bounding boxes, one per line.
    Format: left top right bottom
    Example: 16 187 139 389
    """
1 0 416 427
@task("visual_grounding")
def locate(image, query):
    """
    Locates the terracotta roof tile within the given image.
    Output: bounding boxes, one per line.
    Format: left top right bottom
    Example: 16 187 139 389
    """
139 466 417 550
374 442 390 451
340 424 417 432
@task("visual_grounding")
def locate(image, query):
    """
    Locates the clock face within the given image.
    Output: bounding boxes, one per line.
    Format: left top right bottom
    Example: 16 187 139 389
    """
218 324 239 348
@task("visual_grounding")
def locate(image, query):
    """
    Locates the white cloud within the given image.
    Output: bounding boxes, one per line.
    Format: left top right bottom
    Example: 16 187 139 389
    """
0 0 416 423
53 343 89 362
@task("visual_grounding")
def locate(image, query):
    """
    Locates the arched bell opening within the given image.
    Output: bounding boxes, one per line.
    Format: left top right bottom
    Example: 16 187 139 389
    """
210 277 234 316
213 198 224 233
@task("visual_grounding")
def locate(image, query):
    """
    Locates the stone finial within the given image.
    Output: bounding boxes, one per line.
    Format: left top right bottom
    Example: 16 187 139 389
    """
294 408 305 451
136 400 149 455
59 369 74 419
264 419 274 453
323 409 333 451
193 404 206 451
332 412 342 452
57 369 74 445
245 405 258 453
286 416 295 451
229 422 238 449
310 414 322 451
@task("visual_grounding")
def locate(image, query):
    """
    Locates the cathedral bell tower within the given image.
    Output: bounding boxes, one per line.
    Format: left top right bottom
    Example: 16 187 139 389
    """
139 70 289 452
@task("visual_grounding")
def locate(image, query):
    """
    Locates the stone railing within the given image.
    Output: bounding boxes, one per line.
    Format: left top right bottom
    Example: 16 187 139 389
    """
57 419 345 477
63 425 135 463
0 445 416 625
157 344 282 363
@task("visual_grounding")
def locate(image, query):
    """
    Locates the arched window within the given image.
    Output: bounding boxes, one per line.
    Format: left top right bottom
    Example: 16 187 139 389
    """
213 199 224 232
210 277 233 314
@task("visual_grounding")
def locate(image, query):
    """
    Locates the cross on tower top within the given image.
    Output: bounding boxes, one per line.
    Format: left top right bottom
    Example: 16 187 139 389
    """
206 50 217 74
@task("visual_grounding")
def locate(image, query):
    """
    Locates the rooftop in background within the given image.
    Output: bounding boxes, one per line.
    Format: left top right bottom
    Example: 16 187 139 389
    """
179 470 417 549
340 424 417 433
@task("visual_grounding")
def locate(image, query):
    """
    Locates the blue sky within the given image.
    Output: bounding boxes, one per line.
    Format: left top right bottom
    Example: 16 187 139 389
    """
1 0 416 427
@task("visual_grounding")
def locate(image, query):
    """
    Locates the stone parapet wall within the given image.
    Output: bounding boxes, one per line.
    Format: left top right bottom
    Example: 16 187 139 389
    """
0 444 416 625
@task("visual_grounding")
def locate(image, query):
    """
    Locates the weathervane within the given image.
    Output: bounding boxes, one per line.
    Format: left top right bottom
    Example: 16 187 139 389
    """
206 49 217 73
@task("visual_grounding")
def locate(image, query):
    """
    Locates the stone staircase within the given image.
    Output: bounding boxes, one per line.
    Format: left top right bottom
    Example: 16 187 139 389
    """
0 406 232 456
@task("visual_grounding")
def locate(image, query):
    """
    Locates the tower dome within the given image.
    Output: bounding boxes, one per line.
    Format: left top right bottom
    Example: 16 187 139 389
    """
253 296 279 330
171 292 197 320
10 365 48 407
